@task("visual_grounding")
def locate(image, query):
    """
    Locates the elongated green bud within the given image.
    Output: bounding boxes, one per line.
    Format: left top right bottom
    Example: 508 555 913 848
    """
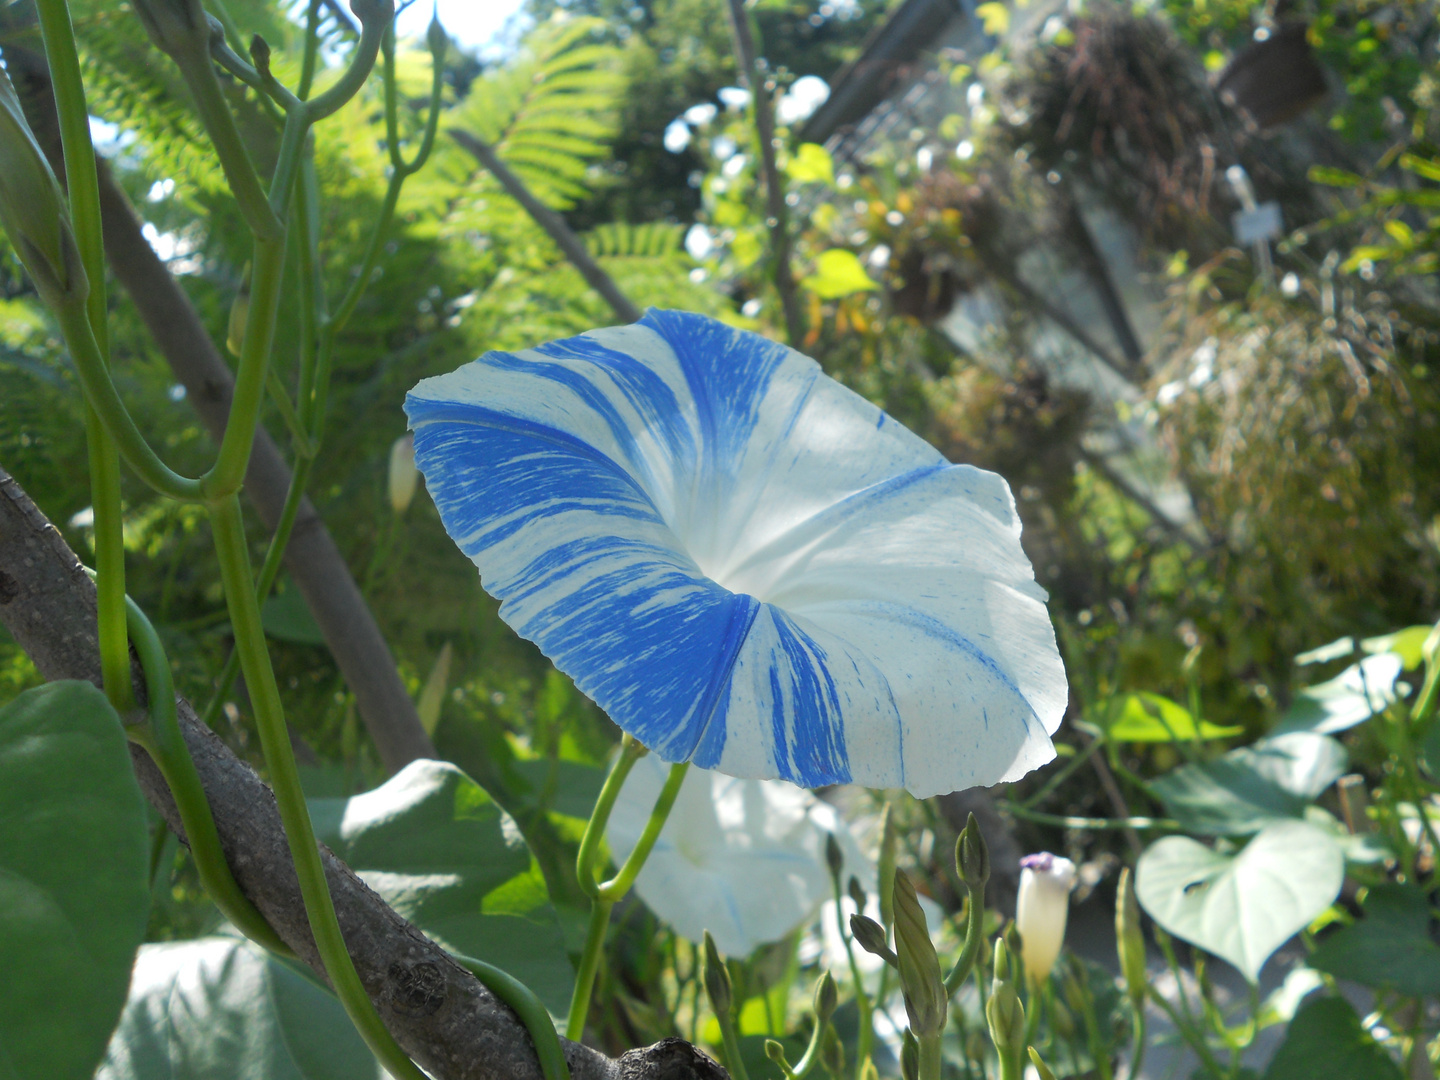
825 831 844 880
702 930 732 1017
426 11 449 57
877 802 897 929
900 1031 919 1080
819 1024 845 1077
1028 1046 1058 1080
893 868 946 1037
0 69 83 307
847 874 867 913
813 970 838 1022
985 979 1025 1059
1116 866 1147 1008
765 1039 796 1080
956 811 990 894
850 913 898 967
993 936 1012 988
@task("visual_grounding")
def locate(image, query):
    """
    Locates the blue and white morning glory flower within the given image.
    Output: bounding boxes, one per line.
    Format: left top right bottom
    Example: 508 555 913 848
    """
406 310 1066 797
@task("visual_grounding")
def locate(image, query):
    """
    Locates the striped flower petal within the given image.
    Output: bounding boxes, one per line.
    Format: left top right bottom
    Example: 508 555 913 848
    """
406 310 1066 796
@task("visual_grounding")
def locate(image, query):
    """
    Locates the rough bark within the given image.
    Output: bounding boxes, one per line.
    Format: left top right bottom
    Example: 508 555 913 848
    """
0 465 725 1080
4 42 436 774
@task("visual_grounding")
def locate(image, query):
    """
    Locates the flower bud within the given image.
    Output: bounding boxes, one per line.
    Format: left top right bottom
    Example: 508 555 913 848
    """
1049 995 1076 1039
900 1030 920 1080
847 874 867 913
819 1023 845 1077
877 803 897 928
825 831 844 880
249 34 273 79
850 913 898 967
984 979 1025 1059
0 68 83 307
702 930 732 1017
1116 866 1147 1008
1015 852 1076 982
1028 1046 1058 1080
813 970 838 1023
992 935 1012 988
893 868 946 1037
765 1039 791 1072
389 433 419 514
956 811 990 895
426 12 449 57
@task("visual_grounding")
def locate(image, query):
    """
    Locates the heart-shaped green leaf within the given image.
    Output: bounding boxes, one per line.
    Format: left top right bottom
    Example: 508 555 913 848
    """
1275 654 1401 735
1135 819 1344 982
98 937 383 1080
1100 692 1243 743
0 681 150 1080
310 759 574 1013
1150 732 1347 835
1261 996 1403 1080
1307 884 1440 997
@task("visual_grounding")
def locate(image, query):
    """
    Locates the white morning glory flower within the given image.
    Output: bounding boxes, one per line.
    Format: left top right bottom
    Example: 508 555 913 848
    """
608 756 869 957
1015 852 1076 982
406 310 1066 797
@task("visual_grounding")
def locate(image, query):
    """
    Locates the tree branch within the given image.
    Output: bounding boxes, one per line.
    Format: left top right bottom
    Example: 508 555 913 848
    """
5 43 435 773
0 464 727 1080
450 129 643 325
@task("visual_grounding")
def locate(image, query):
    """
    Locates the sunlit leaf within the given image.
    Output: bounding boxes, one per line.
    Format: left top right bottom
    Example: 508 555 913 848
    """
1135 820 1344 982
786 143 835 187
98 938 383 1080
1359 624 1432 670
801 249 880 299
0 682 150 1080
1274 654 1402 735
1099 692 1242 742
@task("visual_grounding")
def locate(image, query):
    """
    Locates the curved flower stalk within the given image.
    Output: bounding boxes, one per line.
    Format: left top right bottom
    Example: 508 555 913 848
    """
407 310 1067 797
607 755 871 956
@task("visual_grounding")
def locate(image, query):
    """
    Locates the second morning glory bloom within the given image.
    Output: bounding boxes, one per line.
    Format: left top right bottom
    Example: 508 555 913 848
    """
406 310 1066 797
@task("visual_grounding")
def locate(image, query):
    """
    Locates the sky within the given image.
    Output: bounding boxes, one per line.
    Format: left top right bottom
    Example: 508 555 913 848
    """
393 0 528 52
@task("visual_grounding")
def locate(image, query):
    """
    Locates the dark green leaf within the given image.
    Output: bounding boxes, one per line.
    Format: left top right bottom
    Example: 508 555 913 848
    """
1262 996 1403 1080
98 937 382 1079
0 682 150 1080
1308 884 1440 997
1150 733 1347 835
260 585 326 646
311 760 574 1013
510 758 606 820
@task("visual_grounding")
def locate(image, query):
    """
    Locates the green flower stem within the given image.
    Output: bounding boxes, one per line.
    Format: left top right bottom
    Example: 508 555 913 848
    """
568 742 687 1039
575 734 648 900
1129 1008 1147 1079
200 455 315 725
832 875 873 1076
202 236 286 499
566 896 616 1042
944 889 986 994
715 994 752 1080
918 1033 943 1080
305 5 391 122
790 1014 826 1077
299 0 323 99
116 586 291 955
209 495 426 1080
36 0 134 711
1002 804 1179 832
451 951 571 1080
55 296 203 500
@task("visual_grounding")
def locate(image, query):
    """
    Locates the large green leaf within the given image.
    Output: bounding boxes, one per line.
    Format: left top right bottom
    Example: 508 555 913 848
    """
1261 996 1403 1080
310 759 574 1014
801 249 880 299
1275 654 1401 735
1150 732 1347 835
261 584 326 646
0 681 150 1080
1307 884 1440 997
1135 820 1344 982
97 937 383 1080
1099 692 1242 743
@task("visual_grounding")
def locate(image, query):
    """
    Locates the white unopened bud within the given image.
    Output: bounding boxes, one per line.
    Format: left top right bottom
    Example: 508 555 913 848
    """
1015 852 1076 982
389 433 418 514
